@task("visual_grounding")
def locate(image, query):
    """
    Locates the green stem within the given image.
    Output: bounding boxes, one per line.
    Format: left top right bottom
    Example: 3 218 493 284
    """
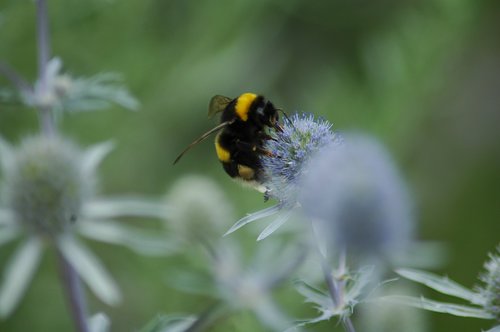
308 218 356 332
35 0 56 136
57 249 90 332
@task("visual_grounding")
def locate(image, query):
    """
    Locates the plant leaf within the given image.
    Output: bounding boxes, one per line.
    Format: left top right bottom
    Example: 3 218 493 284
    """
396 268 482 304
294 279 331 308
81 141 114 176
57 235 121 305
379 295 494 319
139 314 197 332
65 72 140 112
257 209 293 241
82 197 171 220
78 219 178 256
0 237 43 318
345 266 374 303
224 205 280 236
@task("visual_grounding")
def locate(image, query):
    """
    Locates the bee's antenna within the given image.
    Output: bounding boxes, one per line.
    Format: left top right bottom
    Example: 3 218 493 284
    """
276 108 296 131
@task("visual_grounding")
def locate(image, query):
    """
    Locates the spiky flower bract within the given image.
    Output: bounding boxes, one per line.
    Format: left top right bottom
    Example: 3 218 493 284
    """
299 134 414 262
262 113 341 207
24 58 139 114
3 135 90 237
478 246 500 321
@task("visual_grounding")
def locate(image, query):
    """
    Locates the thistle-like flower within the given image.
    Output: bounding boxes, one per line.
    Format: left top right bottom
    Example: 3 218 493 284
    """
299 134 414 262
0 135 171 318
225 113 342 240
262 113 341 207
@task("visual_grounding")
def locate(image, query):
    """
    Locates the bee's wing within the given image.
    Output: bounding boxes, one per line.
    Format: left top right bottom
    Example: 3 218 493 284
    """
208 95 232 118
173 121 233 164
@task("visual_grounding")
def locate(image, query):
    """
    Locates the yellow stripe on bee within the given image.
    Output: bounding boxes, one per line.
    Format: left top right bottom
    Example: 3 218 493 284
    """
215 134 231 162
235 93 257 121
237 164 255 180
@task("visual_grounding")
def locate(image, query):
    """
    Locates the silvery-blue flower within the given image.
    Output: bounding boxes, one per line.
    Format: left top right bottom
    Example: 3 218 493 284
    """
262 113 341 207
299 133 414 262
0 135 171 318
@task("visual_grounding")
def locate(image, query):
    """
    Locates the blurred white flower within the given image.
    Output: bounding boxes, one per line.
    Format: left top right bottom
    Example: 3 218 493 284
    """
166 174 234 242
0 135 171 318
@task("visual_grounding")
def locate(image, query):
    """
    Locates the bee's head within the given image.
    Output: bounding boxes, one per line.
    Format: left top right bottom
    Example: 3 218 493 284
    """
255 98 281 131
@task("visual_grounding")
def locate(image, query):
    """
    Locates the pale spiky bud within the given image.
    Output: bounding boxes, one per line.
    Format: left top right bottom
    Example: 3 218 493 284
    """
2 135 91 237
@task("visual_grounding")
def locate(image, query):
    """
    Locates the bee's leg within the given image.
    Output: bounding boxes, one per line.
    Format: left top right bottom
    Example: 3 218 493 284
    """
235 140 273 157
260 133 274 140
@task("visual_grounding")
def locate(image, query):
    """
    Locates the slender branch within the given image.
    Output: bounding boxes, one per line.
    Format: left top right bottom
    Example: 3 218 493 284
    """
35 0 56 136
38 106 55 135
57 249 90 332
36 0 50 86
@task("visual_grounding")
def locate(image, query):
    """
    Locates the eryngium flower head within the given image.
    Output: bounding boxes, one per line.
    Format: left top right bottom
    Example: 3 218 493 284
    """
2 135 91 236
299 134 413 261
478 246 500 321
166 175 234 240
262 113 342 207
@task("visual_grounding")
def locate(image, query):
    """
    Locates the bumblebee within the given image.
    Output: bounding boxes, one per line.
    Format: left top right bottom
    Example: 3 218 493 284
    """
174 93 282 191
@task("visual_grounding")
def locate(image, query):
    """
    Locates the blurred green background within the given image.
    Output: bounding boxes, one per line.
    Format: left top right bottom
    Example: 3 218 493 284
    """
1 0 499 331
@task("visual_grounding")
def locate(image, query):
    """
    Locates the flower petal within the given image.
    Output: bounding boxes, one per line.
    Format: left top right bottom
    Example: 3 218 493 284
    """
0 237 43 318
293 279 331 308
378 295 494 319
78 219 177 256
257 210 293 241
396 268 483 305
57 235 121 305
81 141 114 176
82 197 171 220
224 205 281 236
